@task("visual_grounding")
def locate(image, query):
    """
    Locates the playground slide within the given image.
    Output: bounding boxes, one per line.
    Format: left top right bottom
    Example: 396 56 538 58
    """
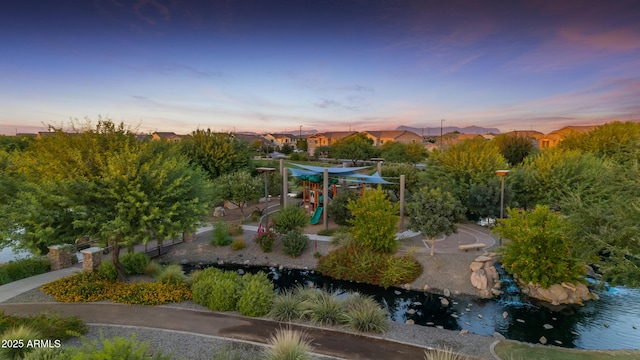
310 206 323 225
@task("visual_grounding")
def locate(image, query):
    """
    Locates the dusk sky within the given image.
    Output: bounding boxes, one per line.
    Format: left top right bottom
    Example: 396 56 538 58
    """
1 0 640 136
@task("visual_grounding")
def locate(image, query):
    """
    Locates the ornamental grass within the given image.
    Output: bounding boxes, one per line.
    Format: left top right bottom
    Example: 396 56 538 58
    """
316 244 422 288
41 271 191 305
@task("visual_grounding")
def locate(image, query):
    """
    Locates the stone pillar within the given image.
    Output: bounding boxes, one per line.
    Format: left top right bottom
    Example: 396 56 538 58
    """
81 247 103 272
47 245 74 271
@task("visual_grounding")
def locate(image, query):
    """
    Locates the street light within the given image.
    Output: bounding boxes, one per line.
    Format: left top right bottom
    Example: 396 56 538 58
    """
496 170 510 245
257 167 276 227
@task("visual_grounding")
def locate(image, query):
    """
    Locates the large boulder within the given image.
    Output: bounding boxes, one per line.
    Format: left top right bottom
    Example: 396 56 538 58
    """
470 269 488 290
213 206 227 217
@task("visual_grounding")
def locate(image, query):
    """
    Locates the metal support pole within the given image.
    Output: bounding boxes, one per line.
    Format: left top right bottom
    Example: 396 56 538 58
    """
399 174 405 231
264 171 269 226
283 167 288 207
323 168 329 230
279 158 284 207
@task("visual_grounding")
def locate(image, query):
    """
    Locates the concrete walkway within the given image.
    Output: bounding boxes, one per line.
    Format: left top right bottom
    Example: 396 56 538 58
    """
0 303 438 360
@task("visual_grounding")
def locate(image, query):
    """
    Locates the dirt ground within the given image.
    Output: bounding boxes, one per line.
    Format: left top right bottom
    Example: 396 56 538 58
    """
160 199 489 298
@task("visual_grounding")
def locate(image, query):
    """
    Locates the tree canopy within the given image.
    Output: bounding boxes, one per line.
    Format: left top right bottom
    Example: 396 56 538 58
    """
330 132 379 165
406 186 465 256
1 120 213 279
180 129 253 180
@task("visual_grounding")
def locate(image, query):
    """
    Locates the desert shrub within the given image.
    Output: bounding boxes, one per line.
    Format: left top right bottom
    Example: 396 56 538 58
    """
0 311 87 342
269 289 304 322
156 264 186 285
97 261 119 281
494 205 586 287
0 257 50 285
347 188 399 253
231 237 247 251
227 223 244 236
237 272 275 317
70 333 171 360
120 252 150 275
253 224 277 252
272 205 307 234
330 230 355 247
264 328 312 360
327 190 359 226
0 325 41 360
301 291 345 325
191 268 241 311
40 272 191 305
211 219 232 246
0 271 9 285
342 293 388 333
21 347 70 360
281 230 309 257
144 261 162 277
289 153 309 161
317 244 422 288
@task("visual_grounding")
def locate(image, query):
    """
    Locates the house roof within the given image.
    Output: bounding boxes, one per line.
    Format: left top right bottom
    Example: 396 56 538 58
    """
311 131 357 140
365 130 414 139
504 130 545 139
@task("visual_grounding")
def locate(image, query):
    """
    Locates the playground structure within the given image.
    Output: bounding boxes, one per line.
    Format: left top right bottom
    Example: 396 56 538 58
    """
287 164 394 225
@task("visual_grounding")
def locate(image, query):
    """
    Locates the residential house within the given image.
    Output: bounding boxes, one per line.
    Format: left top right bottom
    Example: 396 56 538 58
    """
538 125 597 149
363 130 423 146
152 132 184 142
234 133 271 149
307 131 357 156
263 133 296 149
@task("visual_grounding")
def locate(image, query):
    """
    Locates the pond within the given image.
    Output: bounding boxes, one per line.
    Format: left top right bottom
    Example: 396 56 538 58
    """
186 263 640 350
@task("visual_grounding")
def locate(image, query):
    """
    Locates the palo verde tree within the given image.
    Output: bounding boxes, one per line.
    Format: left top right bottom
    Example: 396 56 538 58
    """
180 128 253 180
493 205 586 288
406 186 465 256
422 137 507 211
212 170 262 218
330 132 379 166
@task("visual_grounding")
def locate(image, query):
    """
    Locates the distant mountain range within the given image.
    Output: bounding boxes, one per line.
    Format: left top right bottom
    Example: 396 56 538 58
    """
396 125 501 136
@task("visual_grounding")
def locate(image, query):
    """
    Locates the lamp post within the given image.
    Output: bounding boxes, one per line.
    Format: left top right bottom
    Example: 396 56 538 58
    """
257 167 276 227
496 170 510 245
440 119 446 152
299 125 302 137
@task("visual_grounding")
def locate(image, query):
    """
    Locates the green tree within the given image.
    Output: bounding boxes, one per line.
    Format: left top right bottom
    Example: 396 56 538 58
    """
494 206 585 288
380 141 406 163
405 142 428 165
74 140 212 279
296 138 308 151
330 132 379 166
180 129 252 180
327 189 359 226
493 134 537 166
0 135 33 152
347 187 399 253
406 186 466 256
379 163 420 200
212 171 261 217
559 121 640 164
280 143 293 155
468 177 510 224
6 120 213 279
422 138 507 210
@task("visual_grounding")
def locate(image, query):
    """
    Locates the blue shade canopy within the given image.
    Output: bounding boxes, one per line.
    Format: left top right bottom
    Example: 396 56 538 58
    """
290 163 370 174
346 171 394 184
